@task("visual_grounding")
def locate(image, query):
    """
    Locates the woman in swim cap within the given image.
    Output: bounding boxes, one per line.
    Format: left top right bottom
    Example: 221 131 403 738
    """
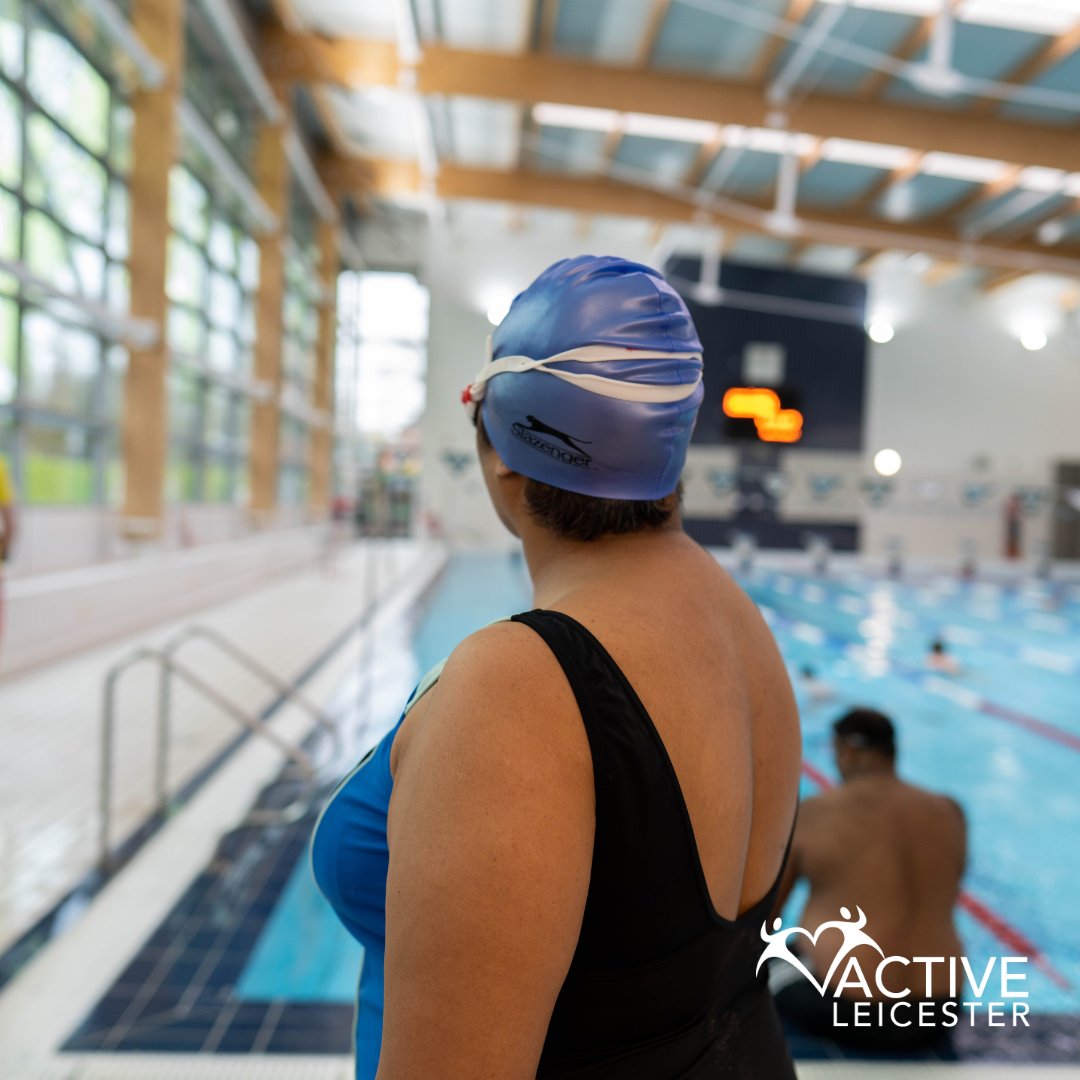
312 256 801 1078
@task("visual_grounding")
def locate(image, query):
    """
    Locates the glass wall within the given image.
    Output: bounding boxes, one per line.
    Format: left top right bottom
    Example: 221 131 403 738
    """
278 179 321 506
334 270 428 534
165 162 259 503
0 0 130 503
0 0 337 523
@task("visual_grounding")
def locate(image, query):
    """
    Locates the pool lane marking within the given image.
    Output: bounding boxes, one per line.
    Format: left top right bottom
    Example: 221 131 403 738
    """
799 764 1071 992
758 599 1080 756
758 572 1080 676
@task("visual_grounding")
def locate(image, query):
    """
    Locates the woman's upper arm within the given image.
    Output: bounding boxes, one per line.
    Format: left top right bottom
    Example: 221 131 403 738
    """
378 623 594 1080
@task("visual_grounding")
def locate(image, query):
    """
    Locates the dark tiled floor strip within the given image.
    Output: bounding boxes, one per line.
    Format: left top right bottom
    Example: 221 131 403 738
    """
60 763 1080 1063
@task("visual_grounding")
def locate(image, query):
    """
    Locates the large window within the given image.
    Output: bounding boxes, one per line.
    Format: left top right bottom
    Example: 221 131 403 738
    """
165 163 259 503
347 271 428 438
0 0 130 503
277 179 322 506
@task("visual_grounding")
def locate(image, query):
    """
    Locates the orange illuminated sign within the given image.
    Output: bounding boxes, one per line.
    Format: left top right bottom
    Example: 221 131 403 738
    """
725 388 803 442
722 386 804 444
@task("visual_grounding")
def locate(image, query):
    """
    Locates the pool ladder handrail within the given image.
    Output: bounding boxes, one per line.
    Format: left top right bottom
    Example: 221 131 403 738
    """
98 623 342 872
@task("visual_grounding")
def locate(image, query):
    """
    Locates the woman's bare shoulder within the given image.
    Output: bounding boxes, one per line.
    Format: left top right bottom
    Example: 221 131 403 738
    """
392 617 590 778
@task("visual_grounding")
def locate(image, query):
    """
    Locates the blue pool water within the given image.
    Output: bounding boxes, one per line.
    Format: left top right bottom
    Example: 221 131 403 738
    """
237 552 1080 1016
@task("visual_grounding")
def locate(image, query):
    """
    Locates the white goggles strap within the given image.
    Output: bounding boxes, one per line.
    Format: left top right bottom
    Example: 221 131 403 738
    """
466 345 703 406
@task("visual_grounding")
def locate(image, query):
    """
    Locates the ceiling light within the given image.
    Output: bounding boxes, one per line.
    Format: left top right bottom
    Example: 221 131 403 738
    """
957 0 1080 35
868 321 895 343
622 113 720 144
723 126 816 156
532 102 618 132
1018 166 1068 194
921 152 1009 184
819 138 913 170
1036 219 1068 246
874 449 903 477
1020 329 1048 351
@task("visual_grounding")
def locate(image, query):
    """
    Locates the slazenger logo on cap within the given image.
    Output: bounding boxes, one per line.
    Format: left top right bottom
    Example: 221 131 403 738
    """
511 415 593 469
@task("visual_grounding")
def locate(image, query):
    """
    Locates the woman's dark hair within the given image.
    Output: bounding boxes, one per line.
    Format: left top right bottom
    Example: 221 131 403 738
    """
478 417 681 542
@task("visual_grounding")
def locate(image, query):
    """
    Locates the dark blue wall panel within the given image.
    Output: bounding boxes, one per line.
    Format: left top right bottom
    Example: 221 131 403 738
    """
666 258 868 452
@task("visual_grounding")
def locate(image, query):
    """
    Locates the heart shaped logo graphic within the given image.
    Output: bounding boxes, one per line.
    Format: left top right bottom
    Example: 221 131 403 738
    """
757 907 885 997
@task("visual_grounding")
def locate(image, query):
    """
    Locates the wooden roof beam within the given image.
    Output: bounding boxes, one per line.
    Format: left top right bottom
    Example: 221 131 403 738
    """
845 151 924 216
323 154 1080 275
259 30 1080 174
635 0 672 67
982 267 1030 292
924 164 1023 224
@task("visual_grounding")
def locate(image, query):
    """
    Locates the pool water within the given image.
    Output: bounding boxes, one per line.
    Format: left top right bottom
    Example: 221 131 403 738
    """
237 551 1080 1019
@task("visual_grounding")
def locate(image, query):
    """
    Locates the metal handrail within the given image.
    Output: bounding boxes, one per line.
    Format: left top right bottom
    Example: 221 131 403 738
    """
161 624 342 759
98 625 338 872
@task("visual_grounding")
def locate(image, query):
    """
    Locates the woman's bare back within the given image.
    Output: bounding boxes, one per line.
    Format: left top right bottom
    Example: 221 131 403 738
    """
540 533 802 920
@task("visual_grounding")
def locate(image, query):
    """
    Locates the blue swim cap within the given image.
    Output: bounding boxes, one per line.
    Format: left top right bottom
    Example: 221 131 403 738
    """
462 255 704 500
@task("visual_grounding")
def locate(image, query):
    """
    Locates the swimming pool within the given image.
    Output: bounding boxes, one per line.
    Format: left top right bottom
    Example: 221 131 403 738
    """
65 550 1080 1062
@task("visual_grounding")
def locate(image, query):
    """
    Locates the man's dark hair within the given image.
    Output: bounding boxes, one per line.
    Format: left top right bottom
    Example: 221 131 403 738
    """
833 708 896 761
477 416 680 543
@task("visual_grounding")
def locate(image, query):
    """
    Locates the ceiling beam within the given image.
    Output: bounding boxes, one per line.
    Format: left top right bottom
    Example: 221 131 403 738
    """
539 0 560 53
598 123 625 174
683 131 726 188
323 154 1080 276
748 0 814 82
925 164 1023 223
845 151 923 216
635 0 672 67
309 85 350 155
858 0 963 99
922 259 964 285
982 267 1030 292
260 30 1080 174
974 21 1080 115
519 0 539 52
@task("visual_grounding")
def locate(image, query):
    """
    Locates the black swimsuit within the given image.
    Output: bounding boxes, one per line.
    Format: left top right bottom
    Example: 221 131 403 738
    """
512 609 797 1078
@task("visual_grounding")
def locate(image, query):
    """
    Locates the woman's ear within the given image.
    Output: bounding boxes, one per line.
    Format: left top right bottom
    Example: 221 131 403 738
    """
494 456 515 479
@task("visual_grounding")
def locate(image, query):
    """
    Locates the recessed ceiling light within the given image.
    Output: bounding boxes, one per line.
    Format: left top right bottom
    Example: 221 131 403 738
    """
874 448 903 476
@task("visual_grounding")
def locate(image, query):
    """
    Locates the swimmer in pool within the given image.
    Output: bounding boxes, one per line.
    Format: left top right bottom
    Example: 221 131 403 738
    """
926 637 962 675
311 256 802 1079
797 664 836 705
771 708 966 1050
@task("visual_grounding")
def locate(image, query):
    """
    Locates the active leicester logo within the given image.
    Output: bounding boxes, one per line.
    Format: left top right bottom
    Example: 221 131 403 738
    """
511 415 592 468
759 907 1032 1029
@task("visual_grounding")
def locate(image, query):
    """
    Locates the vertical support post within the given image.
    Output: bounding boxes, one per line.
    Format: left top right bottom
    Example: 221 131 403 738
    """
309 218 338 515
120 0 185 538
249 113 290 521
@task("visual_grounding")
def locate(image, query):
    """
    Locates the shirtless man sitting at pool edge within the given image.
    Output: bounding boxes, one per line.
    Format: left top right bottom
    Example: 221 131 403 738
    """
770 708 967 1050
